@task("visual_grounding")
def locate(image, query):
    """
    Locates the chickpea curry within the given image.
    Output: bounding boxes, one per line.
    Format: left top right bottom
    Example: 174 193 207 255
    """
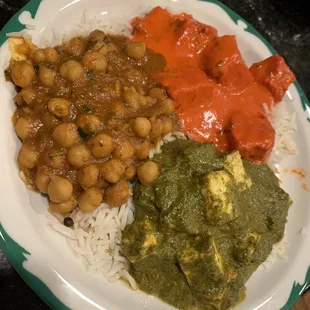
6 30 177 214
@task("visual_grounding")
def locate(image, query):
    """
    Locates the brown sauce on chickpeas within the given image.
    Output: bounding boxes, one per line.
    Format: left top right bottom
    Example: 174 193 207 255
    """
6 30 179 214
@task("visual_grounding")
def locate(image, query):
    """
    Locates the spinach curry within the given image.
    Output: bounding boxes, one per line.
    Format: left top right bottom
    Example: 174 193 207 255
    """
122 140 290 310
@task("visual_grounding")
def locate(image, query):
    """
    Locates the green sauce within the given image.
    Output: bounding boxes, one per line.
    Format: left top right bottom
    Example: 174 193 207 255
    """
123 140 290 310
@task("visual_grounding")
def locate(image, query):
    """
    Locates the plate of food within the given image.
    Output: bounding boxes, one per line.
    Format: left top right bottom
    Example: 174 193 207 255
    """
0 0 309 309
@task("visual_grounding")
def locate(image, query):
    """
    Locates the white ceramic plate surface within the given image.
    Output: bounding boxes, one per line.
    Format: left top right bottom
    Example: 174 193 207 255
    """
0 1 309 309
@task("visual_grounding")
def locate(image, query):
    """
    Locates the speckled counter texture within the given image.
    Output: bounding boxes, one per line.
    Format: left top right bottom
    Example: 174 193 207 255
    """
0 0 309 309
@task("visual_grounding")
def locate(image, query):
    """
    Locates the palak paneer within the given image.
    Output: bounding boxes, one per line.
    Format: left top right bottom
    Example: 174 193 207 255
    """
123 140 290 310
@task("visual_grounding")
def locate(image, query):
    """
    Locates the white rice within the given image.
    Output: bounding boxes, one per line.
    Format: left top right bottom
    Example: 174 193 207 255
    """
50 198 136 288
265 102 297 171
6 31 32 39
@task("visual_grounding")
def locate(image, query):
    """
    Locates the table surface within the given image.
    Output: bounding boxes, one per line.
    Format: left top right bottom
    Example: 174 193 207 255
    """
0 0 310 309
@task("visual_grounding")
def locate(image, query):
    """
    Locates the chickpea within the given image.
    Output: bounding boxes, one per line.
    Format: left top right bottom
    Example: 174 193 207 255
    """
33 49 45 64
87 133 113 158
160 98 175 114
39 65 56 87
52 123 80 149
161 118 173 136
48 98 70 118
123 87 145 110
65 37 85 56
149 88 167 100
48 176 73 203
18 144 39 169
41 113 60 130
14 87 37 107
33 48 59 63
105 180 131 208
125 41 146 60
113 101 131 117
131 117 151 138
106 43 118 53
97 177 108 190
135 140 150 160
59 60 84 82
15 117 31 141
44 47 59 63
77 164 99 189
97 44 108 56
11 61 35 87
35 167 51 194
44 149 66 169
82 51 107 72
67 144 90 168
50 196 77 214
124 165 137 181
16 43 30 56
88 30 106 42
76 114 101 134
150 118 163 139
113 141 134 161
138 161 159 185
138 96 147 107
78 188 103 213
90 40 103 51
100 159 125 183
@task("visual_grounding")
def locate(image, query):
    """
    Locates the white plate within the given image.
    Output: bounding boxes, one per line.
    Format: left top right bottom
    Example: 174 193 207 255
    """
0 0 309 309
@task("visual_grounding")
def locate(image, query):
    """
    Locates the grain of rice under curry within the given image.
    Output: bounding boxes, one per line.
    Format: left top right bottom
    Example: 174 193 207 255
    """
4 6 296 310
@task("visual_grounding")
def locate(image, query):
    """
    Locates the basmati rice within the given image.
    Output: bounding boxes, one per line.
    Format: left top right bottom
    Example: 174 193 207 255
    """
50 197 136 287
265 102 297 170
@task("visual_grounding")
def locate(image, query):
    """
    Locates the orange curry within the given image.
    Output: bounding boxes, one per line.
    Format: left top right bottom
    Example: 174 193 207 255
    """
132 7 296 162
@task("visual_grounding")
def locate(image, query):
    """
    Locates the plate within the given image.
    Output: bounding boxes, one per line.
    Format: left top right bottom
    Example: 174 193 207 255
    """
0 0 309 309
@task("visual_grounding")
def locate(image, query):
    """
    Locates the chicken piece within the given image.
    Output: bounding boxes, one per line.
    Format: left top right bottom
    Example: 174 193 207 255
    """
203 35 254 94
250 55 296 103
224 151 252 191
228 112 275 163
173 16 218 68
202 170 238 224
204 35 247 79
155 66 216 103
132 6 172 39
219 62 254 94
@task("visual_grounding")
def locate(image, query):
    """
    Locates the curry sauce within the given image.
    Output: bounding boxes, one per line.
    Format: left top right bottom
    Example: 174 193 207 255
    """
132 7 296 163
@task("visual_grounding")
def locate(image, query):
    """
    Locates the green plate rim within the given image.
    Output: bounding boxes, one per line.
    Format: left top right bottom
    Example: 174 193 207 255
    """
0 0 309 309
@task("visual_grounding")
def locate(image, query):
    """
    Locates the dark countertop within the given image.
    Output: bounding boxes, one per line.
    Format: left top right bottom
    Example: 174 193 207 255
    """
0 0 309 309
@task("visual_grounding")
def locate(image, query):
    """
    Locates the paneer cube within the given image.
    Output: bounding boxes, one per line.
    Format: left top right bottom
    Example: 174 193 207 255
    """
178 236 227 306
224 151 252 191
202 170 237 224
123 220 159 262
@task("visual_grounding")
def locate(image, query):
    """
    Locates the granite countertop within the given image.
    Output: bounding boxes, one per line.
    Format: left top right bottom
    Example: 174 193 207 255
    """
0 0 309 309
